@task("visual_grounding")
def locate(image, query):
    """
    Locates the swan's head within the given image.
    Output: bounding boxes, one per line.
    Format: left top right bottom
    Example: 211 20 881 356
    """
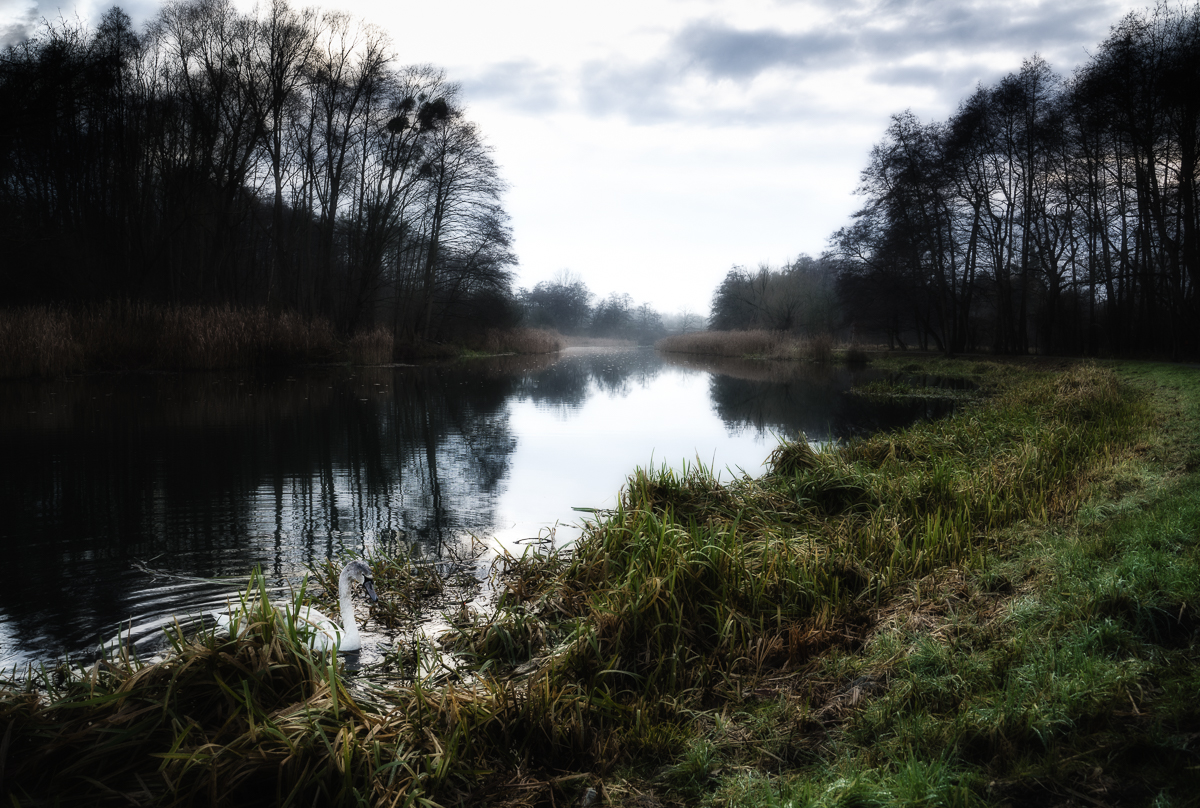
342 559 378 603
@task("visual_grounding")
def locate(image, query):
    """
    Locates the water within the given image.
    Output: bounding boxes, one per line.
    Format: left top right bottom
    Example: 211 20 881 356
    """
0 347 953 668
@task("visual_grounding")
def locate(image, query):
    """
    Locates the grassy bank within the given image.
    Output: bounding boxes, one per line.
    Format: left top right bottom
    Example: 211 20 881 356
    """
3 359 1198 806
657 330 869 364
0 305 565 377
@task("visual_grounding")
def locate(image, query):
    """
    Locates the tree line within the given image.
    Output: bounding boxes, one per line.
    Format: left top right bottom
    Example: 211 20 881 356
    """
707 3 1199 358
834 3 1200 356
520 270 702 345
709 255 840 335
0 0 517 344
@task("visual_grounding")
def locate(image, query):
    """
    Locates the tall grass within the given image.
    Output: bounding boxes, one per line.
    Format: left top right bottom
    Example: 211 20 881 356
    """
505 365 1147 702
0 303 397 377
657 329 868 364
468 327 566 355
657 329 783 357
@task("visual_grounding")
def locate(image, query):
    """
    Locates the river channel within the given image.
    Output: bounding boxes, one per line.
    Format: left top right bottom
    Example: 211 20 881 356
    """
0 347 953 669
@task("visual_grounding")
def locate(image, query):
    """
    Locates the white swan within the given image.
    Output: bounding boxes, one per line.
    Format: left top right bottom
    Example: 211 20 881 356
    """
215 559 378 653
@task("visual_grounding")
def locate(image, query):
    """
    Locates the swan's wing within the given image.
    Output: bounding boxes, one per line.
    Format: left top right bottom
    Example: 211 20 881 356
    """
289 605 343 651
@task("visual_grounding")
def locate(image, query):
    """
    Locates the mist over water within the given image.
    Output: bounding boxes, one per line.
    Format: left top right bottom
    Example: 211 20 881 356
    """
0 347 951 667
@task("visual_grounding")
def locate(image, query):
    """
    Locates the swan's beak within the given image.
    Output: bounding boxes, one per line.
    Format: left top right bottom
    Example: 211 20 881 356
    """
362 577 378 603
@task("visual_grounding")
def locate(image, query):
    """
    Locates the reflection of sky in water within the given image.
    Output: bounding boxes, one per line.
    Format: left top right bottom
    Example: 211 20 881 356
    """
493 364 775 547
0 349 946 667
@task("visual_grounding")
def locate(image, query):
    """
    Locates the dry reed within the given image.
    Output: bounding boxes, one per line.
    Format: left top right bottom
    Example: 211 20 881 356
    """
0 303 390 377
657 330 863 364
656 329 783 357
471 327 566 355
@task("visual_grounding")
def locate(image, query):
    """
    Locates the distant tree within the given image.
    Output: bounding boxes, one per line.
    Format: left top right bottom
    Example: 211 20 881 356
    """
708 257 839 334
674 307 704 334
634 302 665 344
590 292 633 337
709 267 757 330
522 270 593 334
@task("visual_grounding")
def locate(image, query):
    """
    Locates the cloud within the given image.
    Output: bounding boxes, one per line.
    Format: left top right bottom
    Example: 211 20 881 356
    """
0 0 37 47
673 22 853 80
670 0 1129 83
460 60 565 114
467 0 1145 132
578 59 684 123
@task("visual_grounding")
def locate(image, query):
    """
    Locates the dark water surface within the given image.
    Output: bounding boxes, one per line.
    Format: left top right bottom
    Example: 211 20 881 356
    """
0 348 952 667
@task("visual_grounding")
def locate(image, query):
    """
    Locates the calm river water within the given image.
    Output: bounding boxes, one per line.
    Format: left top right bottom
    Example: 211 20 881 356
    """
0 347 951 668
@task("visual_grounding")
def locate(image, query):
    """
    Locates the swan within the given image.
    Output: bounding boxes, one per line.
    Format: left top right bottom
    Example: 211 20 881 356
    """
214 559 378 653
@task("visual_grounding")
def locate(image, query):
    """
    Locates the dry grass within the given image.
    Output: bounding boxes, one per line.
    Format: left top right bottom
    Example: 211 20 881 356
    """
562 336 637 348
657 329 783 357
345 325 393 365
657 330 867 364
470 327 566 355
0 303 396 377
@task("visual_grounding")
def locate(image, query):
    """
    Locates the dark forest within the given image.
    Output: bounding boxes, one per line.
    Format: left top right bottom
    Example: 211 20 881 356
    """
0 0 519 344
831 3 1200 357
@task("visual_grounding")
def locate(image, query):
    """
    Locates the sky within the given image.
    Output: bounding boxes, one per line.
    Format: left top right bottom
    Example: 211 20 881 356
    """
0 0 1154 315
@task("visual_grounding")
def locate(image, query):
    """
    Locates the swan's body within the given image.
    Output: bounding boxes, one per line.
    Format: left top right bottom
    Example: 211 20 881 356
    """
214 560 377 652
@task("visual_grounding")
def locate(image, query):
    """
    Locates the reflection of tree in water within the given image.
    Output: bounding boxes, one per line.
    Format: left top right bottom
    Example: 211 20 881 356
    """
514 348 666 411
0 364 526 659
663 355 956 442
384 367 518 556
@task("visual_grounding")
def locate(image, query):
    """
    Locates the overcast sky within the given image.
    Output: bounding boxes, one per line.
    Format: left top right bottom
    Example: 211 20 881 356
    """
1 0 1153 315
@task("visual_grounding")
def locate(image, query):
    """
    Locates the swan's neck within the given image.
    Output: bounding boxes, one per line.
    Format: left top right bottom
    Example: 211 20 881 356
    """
337 591 360 650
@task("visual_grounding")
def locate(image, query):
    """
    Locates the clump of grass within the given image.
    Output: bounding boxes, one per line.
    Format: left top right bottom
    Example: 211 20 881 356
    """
0 571 403 805
808 332 834 364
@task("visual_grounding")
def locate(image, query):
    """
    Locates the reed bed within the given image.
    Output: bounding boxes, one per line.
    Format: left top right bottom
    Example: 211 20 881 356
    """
468 327 566 355
561 336 637 348
657 329 869 364
657 329 783 357
0 303 394 377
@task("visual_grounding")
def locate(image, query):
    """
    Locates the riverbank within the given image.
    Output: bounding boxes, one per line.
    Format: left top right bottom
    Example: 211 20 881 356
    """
0 304 564 378
2 357 1196 806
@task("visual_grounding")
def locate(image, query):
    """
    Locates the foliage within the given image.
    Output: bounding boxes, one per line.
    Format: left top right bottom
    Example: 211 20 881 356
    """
0 302 359 376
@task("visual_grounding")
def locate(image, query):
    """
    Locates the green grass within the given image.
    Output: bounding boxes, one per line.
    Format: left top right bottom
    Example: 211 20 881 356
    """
3 358 1198 806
